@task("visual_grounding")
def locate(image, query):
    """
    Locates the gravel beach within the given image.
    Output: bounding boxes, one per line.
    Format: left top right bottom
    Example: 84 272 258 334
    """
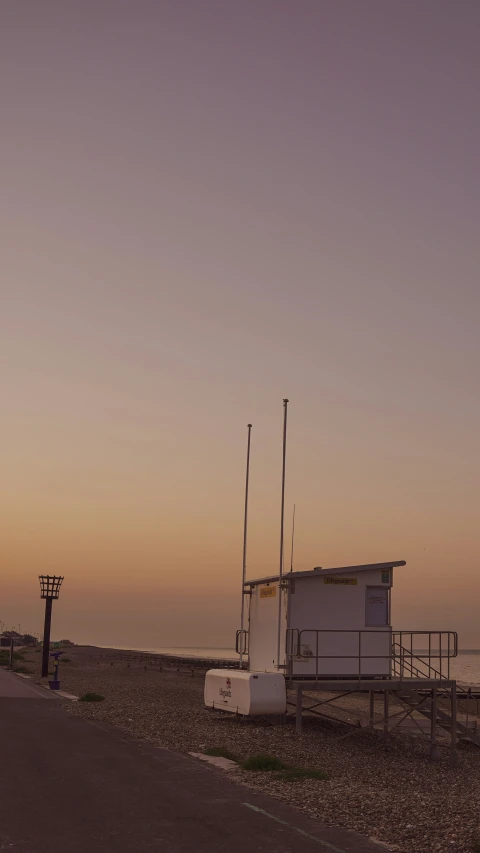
22 645 480 853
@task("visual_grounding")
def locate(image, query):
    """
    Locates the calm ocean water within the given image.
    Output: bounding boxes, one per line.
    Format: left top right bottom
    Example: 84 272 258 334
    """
450 653 480 688
115 646 480 688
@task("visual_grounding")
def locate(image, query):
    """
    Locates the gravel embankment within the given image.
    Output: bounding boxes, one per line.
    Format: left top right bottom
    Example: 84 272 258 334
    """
22 645 480 853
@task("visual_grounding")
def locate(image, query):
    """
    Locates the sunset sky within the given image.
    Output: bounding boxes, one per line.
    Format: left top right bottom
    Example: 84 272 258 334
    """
1 1 479 648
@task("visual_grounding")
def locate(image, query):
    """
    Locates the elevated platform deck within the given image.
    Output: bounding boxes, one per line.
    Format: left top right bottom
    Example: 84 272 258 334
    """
290 675 480 762
291 677 455 691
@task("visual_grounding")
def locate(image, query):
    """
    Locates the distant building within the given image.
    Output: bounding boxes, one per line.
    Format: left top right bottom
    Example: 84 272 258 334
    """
0 631 38 647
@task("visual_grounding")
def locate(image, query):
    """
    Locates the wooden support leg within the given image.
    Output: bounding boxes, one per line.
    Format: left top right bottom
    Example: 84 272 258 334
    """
450 682 458 766
430 688 438 759
296 682 303 736
369 691 375 728
383 689 389 734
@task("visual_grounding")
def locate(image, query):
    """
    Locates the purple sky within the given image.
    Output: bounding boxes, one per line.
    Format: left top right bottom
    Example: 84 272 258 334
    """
1 1 480 647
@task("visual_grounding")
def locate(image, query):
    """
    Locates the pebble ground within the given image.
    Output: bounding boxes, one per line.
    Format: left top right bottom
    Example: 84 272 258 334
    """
23 646 480 853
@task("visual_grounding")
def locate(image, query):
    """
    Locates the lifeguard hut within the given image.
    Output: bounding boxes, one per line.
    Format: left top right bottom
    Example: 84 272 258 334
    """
243 560 403 679
204 403 479 762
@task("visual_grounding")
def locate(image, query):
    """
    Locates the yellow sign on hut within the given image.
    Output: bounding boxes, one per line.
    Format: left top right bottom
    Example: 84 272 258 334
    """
260 586 276 598
324 577 357 585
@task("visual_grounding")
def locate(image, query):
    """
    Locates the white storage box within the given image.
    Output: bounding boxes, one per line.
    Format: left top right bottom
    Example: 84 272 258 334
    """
204 669 286 716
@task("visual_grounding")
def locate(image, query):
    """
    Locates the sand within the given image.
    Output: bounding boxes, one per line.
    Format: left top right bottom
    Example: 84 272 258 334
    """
20 645 480 853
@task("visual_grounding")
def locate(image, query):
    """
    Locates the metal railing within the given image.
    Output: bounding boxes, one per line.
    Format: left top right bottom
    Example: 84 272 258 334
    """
284 629 458 681
392 631 457 680
235 629 249 655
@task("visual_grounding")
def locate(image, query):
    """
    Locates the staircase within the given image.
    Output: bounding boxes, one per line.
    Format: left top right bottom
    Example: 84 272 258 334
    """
396 685 480 747
392 644 480 749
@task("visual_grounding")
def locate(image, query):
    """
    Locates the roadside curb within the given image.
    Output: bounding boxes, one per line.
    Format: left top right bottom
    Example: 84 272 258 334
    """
33 677 79 701
189 752 239 772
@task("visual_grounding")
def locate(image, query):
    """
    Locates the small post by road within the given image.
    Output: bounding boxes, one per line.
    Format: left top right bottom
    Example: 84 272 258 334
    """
39 575 64 678
8 637 14 670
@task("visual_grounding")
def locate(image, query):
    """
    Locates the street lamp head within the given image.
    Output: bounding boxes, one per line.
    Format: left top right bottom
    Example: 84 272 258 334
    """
39 575 64 600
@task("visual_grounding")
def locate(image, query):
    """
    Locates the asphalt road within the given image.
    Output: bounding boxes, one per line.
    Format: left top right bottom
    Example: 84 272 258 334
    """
0 668 384 853
0 666 54 699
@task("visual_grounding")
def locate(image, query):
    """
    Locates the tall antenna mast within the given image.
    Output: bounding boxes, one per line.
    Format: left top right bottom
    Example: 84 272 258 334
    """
290 504 296 573
277 398 289 669
239 424 252 668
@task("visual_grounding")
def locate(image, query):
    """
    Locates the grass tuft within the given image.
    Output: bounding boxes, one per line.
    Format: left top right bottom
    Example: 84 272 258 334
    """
241 754 287 772
204 747 238 762
79 692 105 703
471 843 480 853
61 658 72 663
276 767 329 782
14 666 32 674
0 651 25 664
240 752 328 780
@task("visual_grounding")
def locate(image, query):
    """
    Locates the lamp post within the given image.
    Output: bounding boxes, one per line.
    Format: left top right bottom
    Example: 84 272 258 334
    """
39 575 64 678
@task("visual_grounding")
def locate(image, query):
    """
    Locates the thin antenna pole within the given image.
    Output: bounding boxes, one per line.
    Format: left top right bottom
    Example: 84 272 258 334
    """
277 398 289 669
239 424 252 668
290 504 296 573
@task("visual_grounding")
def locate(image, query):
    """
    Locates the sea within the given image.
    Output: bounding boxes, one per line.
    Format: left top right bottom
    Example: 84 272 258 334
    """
112 646 480 689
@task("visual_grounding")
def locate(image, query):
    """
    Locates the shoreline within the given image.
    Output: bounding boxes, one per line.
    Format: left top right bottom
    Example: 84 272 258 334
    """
96 645 238 662
96 645 480 655
17 644 480 853
90 645 480 689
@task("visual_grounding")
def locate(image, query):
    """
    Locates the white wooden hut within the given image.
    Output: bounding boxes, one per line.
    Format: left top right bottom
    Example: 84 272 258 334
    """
243 560 406 678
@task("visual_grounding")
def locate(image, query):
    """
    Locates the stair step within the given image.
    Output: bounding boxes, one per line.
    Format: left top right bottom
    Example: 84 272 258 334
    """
394 688 480 748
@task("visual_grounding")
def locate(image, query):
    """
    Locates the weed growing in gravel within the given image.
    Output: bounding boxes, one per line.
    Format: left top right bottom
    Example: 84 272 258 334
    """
241 754 328 780
242 754 287 772
276 767 329 782
79 692 105 702
471 842 480 853
0 651 25 666
14 666 33 674
204 747 238 762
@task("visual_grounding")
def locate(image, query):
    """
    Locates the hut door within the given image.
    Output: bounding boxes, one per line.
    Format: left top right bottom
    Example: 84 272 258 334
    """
365 587 388 627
